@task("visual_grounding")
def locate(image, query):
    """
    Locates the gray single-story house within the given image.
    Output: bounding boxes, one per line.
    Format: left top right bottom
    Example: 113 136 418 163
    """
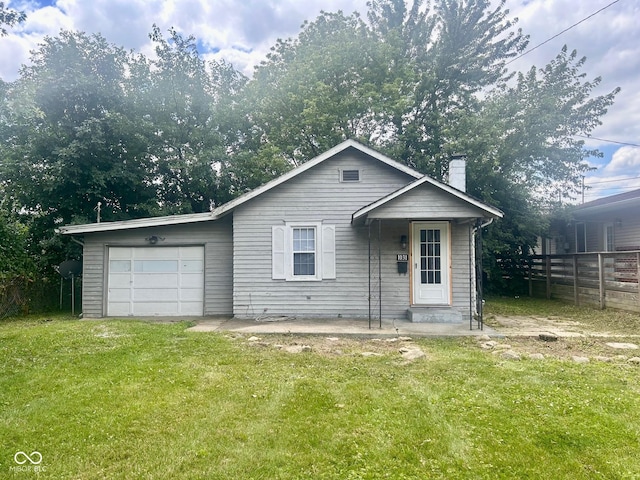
58 140 503 323
542 188 640 255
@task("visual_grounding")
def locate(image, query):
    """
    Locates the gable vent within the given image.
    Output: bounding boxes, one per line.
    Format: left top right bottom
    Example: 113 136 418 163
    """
341 169 360 182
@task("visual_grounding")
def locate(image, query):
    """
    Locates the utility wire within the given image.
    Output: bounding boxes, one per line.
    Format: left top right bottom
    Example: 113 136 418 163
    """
576 134 640 148
586 175 640 185
505 0 621 66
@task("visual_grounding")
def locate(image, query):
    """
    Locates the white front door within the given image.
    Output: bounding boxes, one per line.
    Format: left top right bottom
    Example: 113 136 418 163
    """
412 222 450 305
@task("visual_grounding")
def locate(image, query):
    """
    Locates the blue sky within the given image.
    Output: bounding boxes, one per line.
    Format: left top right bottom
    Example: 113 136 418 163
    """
1 0 638 203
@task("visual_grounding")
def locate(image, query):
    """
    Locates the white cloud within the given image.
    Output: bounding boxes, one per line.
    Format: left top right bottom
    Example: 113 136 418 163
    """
581 146 640 202
603 146 640 174
23 5 73 35
1 0 371 81
503 0 639 146
1 0 637 202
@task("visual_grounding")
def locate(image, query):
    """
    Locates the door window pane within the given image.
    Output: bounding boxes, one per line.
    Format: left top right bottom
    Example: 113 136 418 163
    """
420 228 442 284
605 224 614 252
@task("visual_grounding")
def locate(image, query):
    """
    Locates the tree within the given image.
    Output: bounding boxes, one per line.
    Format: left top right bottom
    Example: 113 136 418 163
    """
242 0 618 293
452 47 619 292
244 10 392 165
0 27 250 273
138 26 246 212
367 0 529 177
0 31 158 270
0 1 25 36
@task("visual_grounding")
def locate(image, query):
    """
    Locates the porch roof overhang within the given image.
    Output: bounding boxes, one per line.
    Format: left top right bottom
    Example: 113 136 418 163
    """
351 175 504 224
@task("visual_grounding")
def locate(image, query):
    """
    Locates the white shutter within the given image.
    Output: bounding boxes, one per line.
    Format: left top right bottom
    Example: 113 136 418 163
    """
321 225 336 279
272 225 287 279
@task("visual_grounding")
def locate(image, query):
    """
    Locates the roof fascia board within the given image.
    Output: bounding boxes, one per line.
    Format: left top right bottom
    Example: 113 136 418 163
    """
58 212 214 235
574 197 640 218
576 189 640 210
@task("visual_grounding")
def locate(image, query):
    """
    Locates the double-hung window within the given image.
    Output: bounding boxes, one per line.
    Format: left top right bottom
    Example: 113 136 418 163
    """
272 223 336 281
292 227 316 276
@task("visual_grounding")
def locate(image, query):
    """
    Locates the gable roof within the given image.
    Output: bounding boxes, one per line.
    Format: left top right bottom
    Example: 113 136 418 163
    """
352 174 503 222
59 140 423 235
210 139 423 218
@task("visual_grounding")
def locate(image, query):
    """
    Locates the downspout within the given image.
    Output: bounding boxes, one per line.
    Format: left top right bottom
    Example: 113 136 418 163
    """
368 221 371 329
378 219 382 329
70 237 85 247
468 223 473 330
480 218 494 229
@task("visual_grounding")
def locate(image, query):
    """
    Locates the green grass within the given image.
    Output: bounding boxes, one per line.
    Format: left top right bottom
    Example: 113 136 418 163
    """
1 315 640 479
485 296 640 335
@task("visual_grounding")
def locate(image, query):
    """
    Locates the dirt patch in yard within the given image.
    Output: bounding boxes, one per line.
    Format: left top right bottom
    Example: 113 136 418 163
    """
486 314 640 339
230 313 640 364
481 335 639 362
239 334 423 359
483 314 640 361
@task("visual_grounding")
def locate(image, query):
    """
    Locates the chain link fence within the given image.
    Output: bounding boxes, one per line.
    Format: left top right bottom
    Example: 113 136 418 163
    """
0 275 70 319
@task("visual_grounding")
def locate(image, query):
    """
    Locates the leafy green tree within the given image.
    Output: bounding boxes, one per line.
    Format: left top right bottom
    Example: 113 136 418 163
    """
367 0 529 177
0 207 34 279
0 31 158 270
453 47 619 292
139 26 245 212
0 1 25 36
0 203 37 317
245 0 618 293
245 11 391 165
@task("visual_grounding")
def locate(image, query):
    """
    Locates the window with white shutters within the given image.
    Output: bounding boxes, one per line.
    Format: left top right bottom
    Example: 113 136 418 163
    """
272 223 336 281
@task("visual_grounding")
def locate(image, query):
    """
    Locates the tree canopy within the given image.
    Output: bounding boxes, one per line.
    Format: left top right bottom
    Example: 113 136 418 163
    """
0 1 25 36
0 0 620 301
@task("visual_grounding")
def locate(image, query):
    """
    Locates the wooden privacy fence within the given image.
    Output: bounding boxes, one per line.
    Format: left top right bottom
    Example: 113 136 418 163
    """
529 251 640 313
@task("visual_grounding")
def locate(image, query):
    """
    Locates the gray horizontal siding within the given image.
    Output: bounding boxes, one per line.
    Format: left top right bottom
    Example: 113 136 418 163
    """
368 186 487 219
81 218 232 318
81 242 106 318
232 149 476 320
616 215 640 249
233 150 413 319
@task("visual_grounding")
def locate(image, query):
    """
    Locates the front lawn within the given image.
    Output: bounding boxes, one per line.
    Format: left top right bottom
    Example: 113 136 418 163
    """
1 315 639 479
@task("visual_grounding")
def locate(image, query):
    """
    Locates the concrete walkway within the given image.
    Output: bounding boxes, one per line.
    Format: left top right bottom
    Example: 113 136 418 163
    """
186 316 499 338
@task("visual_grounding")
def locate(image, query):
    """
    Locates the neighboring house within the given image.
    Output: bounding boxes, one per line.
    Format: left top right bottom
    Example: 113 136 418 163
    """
532 189 640 313
546 189 640 254
58 140 503 323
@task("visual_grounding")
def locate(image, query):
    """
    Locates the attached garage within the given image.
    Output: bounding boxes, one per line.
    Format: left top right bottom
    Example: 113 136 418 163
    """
107 246 204 316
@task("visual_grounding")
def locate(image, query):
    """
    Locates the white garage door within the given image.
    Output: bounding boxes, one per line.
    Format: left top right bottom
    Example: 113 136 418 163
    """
107 246 204 316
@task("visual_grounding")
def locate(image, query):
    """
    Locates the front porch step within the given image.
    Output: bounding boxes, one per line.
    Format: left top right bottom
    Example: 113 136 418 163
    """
407 307 464 323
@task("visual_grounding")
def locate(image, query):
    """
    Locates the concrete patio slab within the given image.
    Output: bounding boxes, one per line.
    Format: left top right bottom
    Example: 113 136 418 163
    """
186 316 500 338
